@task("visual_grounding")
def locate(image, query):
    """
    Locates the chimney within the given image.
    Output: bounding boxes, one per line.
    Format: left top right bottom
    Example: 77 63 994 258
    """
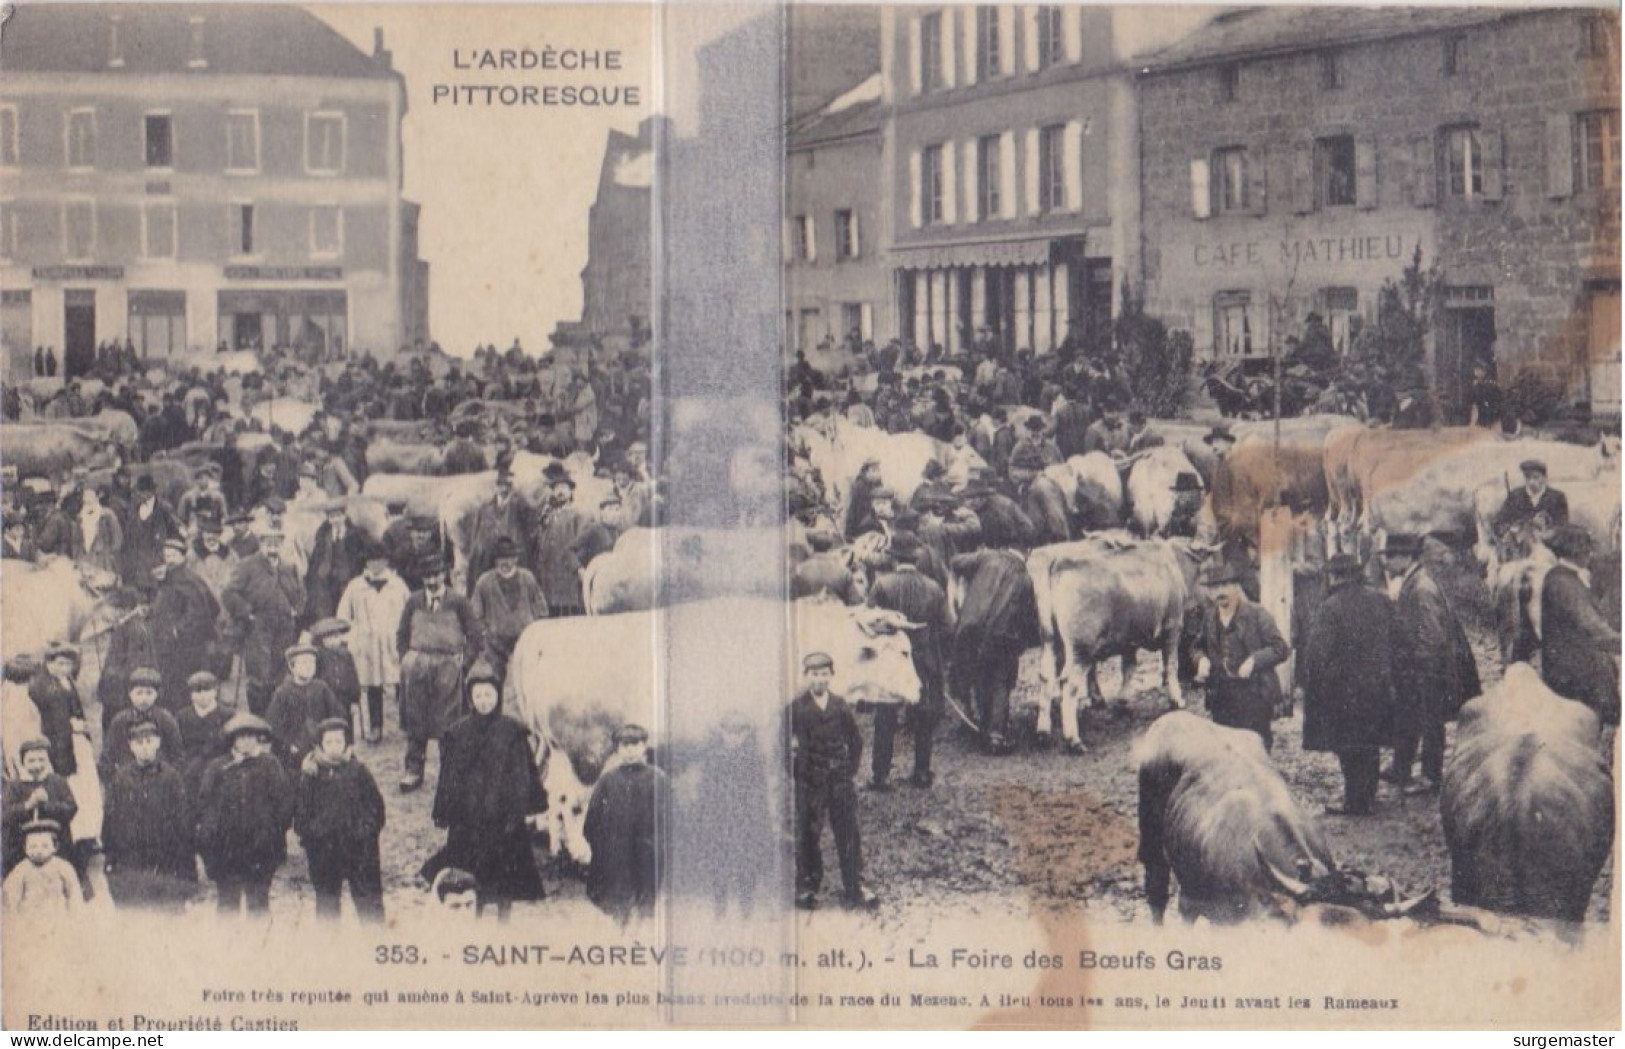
373 26 392 70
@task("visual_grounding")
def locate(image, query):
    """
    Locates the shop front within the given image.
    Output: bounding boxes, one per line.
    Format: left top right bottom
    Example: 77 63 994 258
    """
217 287 348 356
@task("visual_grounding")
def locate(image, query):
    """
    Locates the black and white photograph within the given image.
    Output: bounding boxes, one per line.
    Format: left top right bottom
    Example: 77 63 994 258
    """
0 0 1619 1031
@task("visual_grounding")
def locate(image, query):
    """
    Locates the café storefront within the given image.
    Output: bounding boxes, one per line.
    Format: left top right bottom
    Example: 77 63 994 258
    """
217 267 348 355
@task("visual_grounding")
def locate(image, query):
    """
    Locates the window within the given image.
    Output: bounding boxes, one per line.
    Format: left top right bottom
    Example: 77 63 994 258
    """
977 134 1002 219
1214 292 1255 357
0 200 16 260
306 112 345 175
976 6 1001 80
834 209 859 260
1038 124 1066 213
0 107 16 167
64 199 95 259
226 111 259 173
1214 146 1248 212
1319 50 1343 90
920 12 944 92
1581 15 1616 58
311 205 342 258
1576 110 1621 190
187 16 207 69
792 214 815 261
1442 35 1463 76
145 114 173 168
66 109 95 169
1319 287 1360 355
1218 64 1239 103
1315 135 1356 208
1442 125 1483 199
841 302 864 341
1035 6 1065 69
142 201 176 259
921 143 945 224
129 291 186 357
229 202 255 255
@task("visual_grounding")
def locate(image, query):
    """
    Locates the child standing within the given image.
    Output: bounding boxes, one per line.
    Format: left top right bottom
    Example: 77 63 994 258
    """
195 713 292 916
103 719 195 912
311 619 362 742
294 718 386 922
100 667 183 782
2 738 78 877
3 819 83 917
266 642 346 771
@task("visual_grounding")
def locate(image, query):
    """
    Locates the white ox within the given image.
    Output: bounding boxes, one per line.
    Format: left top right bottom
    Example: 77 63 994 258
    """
1027 533 1209 749
1045 453 1125 532
791 417 950 516
1323 425 1495 538
581 527 785 615
247 397 321 436
507 596 921 864
1126 446 1205 537
3 424 121 477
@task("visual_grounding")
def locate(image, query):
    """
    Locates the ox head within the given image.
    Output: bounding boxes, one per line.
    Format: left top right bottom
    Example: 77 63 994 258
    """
838 608 922 707
1257 845 1434 924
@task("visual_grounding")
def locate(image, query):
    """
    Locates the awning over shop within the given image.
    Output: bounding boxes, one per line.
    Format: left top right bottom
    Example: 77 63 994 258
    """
890 236 1055 271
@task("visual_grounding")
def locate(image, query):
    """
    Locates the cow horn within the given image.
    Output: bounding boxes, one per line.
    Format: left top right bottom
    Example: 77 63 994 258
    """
1257 844 1312 899
1384 888 1436 918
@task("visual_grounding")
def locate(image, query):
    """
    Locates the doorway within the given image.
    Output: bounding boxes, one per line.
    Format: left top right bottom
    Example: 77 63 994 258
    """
1439 291 1496 424
63 290 95 379
232 311 263 350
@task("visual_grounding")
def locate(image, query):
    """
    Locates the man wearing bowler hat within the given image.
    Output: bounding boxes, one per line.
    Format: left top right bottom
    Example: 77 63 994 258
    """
533 462 590 617
1536 524 1620 722
151 536 220 712
466 465 536 598
1299 554 1398 815
787 652 877 910
222 527 306 716
1192 561 1290 749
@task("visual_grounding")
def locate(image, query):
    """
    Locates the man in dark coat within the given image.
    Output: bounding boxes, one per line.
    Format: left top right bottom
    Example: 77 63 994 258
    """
465 470 537 598
95 590 155 733
948 548 1040 755
423 665 545 919
221 530 305 716
1490 460 1570 549
1010 446 1071 546
150 539 220 713
28 643 86 779
120 476 179 592
266 643 347 772
1537 525 1620 724
175 671 232 795
1380 533 1480 793
395 557 482 792
294 717 386 922
304 502 367 626
866 537 951 788
1052 389 1092 460
787 652 876 910
103 719 195 912
961 476 1038 550
195 713 293 916
532 465 590 617
844 459 884 542
1299 555 1398 815
583 724 668 923
1192 562 1291 750
101 666 185 783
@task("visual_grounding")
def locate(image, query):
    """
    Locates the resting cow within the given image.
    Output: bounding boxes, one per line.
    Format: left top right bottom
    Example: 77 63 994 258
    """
1442 663 1614 924
1136 712 1429 924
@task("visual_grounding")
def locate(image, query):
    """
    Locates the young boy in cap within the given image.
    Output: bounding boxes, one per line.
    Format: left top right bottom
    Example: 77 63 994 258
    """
294 718 386 923
100 667 183 783
175 671 232 793
266 642 347 771
2 738 78 877
103 718 195 912
311 618 362 739
195 713 293 916
29 642 88 778
786 652 878 911
1491 459 1570 547
3 820 83 917
583 724 669 923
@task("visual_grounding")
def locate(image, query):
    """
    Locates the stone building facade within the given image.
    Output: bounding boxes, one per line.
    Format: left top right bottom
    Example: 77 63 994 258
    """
1138 6 1621 418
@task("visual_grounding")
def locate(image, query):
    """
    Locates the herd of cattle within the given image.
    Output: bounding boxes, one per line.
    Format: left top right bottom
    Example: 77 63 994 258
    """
2 389 1620 930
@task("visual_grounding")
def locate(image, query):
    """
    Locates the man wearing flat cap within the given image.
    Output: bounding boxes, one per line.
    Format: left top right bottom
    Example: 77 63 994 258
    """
1536 524 1620 723
1299 555 1398 815
151 537 221 713
471 535 547 684
533 462 591 617
1491 459 1570 552
222 528 306 716
1192 561 1291 749
583 724 669 923
1380 533 1479 793
102 717 194 912
786 652 877 910
305 501 367 626
395 555 482 792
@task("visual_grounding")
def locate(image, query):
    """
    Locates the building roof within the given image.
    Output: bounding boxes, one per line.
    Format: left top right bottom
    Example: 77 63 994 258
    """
3 4 394 80
1139 5 1521 73
788 73 881 148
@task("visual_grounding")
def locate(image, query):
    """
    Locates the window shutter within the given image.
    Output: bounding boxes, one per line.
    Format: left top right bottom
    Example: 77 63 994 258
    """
1480 128 1504 201
962 7 979 85
1063 120 1083 212
1190 157 1211 219
1248 148 1268 216
999 7 1017 75
1024 7 1041 72
942 13 957 88
1025 128 1041 216
942 139 959 224
806 215 817 262
965 139 980 223
1292 144 1313 214
1410 134 1436 207
850 212 861 257
1355 135 1378 209
860 303 874 342
782 218 792 263
909 16 922 95
999 132 1018 218
909 150 923 228
1062 6 1082 62
1546 112 1575 198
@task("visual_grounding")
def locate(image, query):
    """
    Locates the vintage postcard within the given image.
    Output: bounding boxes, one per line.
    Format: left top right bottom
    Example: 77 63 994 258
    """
0 0 1620 1032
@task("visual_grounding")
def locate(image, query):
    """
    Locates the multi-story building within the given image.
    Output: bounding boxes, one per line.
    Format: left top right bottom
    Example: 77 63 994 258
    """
1137 6 1621 418
785 75 884 353
880 4 1207 356
0 4 427 380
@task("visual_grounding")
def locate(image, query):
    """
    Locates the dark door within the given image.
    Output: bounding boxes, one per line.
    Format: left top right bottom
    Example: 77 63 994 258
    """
1439 306 1496 423
233 312 263 350
64 297 95 378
